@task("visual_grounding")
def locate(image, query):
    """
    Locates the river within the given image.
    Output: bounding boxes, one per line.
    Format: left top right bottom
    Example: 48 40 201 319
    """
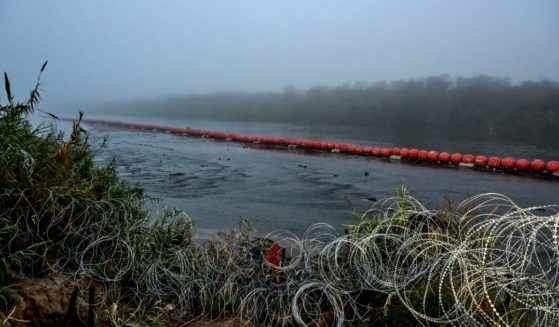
46 114 558 237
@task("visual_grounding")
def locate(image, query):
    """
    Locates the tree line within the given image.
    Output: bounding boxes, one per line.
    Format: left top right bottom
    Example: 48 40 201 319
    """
96 75 559 143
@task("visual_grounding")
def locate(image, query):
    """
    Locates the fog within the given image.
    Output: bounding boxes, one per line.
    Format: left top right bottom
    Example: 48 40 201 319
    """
1 1 558 110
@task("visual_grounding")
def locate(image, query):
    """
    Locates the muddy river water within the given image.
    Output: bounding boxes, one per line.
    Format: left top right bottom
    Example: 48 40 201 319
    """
49 114 558 236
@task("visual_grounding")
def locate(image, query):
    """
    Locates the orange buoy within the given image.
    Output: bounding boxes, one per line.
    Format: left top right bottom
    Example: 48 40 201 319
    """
428 151 439 162
516 159 530 171
531 159 545 172
81 118 559 179
546 160 559 173
450 153 462 165
166 127 185 134
418 150 429 161
474 155 488 167
501 157 515 169
488 156 501 168
463 154 475 164
439 152 450 163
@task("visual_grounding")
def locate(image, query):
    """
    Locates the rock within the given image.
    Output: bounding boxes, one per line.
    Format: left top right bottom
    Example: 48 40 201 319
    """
9 276 89 327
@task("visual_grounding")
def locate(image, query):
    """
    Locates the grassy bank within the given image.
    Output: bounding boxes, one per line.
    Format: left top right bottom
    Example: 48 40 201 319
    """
2 68 558 326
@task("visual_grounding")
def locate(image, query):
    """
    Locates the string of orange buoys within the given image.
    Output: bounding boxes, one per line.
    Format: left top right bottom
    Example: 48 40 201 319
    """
69 118 559 178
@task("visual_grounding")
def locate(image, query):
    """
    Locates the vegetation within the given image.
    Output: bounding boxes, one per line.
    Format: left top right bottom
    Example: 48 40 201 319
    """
1 65 194 325
2 68 558 326
93 75 559 146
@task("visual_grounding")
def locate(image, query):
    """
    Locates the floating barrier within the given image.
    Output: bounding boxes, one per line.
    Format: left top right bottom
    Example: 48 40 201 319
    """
439 152 450 163
68 118 559 178
450 153 462 165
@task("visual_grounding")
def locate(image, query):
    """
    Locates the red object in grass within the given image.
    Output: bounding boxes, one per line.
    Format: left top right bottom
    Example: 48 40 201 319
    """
266 243 282 283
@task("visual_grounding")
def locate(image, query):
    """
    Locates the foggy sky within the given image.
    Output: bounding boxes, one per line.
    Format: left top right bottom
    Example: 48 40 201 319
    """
1 1 558 108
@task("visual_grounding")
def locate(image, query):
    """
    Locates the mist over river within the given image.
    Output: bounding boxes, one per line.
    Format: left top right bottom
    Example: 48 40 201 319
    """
47 114 558 236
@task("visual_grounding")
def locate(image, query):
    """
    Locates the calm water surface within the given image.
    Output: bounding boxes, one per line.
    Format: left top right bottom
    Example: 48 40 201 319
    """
44 114 558 236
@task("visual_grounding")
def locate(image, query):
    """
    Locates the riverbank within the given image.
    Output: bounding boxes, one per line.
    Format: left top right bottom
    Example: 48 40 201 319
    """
2 75 558 325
